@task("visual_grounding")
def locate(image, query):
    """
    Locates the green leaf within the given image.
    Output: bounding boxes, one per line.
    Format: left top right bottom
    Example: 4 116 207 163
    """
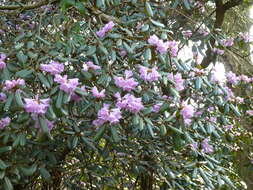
39 167 51 181
4 177 13 190
56 90 63 108
15 90 24 107
81 137 97 151
123 42 134 54
4 94 14 111
20 164 37 176
144 48 152 60
72 136 79 149
110 126 120 142
93 125 106 142
75 2 86 14
150 19 165 28
38 116 49 134
38 73 51 88
183 0 191 10
16 51 28 64
145 2 154 17
16 69 33 78
86 46 96 56
0 159 8 170
195 77 202 90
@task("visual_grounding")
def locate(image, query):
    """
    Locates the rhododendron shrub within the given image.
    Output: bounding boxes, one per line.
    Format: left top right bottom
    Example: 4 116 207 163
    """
0 0 252 189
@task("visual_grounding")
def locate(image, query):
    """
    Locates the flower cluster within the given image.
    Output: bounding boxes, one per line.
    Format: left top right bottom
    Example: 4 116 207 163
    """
40 61 64 75
212 48 224 55
32 115 54 131
92 87 106 99
115 93 144 113
0 117 11 129
182 30 192 38
93 104 122 126
168 73 185 91
0 92 7 102
54 75 79 94
201 138 214 154
0 53 6 70
96 21 115 38
114 70 138 91
180 102 195 125
24 96 50 115
139 66 160 82
220 38 234 47
3 79 25 91
83 61 101 72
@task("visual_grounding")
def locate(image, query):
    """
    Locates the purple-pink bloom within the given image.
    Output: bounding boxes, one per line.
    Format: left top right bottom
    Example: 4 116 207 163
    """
40 61 64 75
54 75 79 94
190 142 198 150
182 30 192 38
93 104 122 126
0 53 7 70
139 66 160 82
83 61 101 72
240 75 251 83
167 41 178 57
198 28 209 36
224 124 233 131
0 92 7 102
235 97 244 104
92 86 106 99
201 138 214 154
152 103 163 113
209 117 217 123
3 79 25 91
24 96 50 115
220 38 234 47
148 35 169 54
96 21 115 38
226 71 239 85
212 48 224 55
115 93 144 113
246 110 253 116
239 32 252 43
168 73 185 91
70 85 86 102
223 86 234 100
180 102 195 125
32 115 54 131
114 70 138 91
0 117 11 129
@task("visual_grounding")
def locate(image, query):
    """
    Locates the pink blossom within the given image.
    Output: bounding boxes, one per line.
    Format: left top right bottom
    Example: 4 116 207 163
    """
54 75 79 94
93 104 122 126
168 73 185 91
198 29 209 36
24 96 50 115
32 115 54 131
223 86 234 100
152 103 163 113
209 117 217 123
224 125 233 131
115 93 144 113
92 86 106 99
0 53 7 70
96 21 115 38
114 70 138 91
220 38 234 47
148 35 168 54
70 85 86 102
201 138 214 153
182 30 192 38
119 50 127 57
246 110 253 116
235 97 244 104
40 61 64 75
167 41 178 57
0 117 11 129
180 102 195 125
139 66 160 82
190 142 198 150
0 93 7 102
239 32 252 43
195 111 203 117
3 79 25 91
212 48 224 55
226 71 239 85
240 75 251 83
83 61 101 72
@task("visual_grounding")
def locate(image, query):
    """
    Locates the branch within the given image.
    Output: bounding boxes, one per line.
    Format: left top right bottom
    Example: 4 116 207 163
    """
0 0 59 11
223 0 243 10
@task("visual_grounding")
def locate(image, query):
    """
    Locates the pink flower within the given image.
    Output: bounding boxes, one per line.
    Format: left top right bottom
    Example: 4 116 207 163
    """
224 125 233 131
32 115 54 131
114 70 138 91
115 93 144 113
240 75 251 83
239 32 252 43
235 97 244 104
24 96 50 115
96 21 115 38
190 142 198 150
201 138 214 154
223 86 234 100
0 93 7 102
182 30 192 38
152 103 163 113
167 41 178 57
0 117 11 129
54 75 79 94
119 50 127 57
139 66 160 82
92 86 106 99
198 29 209 36
148 35 169 54
40 61 64 75
83 61 101 72
246 110 253 116
0 53 7 70
220 38 234 47
168 73 185 91
180 102 195 125
226 71 239 85
212 48 224 55
70 85 86 102
3 79 25 91
93 104 122 126
209 117 217 123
